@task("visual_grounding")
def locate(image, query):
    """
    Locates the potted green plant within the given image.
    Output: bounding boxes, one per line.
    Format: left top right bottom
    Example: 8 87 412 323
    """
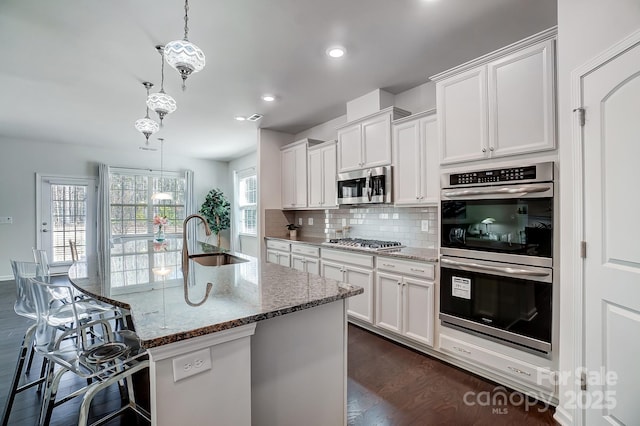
199 188 231 247
286 223 300 238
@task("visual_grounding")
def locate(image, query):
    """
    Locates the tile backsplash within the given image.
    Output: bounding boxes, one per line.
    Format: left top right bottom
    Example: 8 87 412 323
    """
266 206 438 249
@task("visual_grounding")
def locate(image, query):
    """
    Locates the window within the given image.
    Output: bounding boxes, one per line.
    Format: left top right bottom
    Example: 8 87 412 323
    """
109 169 186 237
237 170 257 235
50 183 88 262
107 168 187 291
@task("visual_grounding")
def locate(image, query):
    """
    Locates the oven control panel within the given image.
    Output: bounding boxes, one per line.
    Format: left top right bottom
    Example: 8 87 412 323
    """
448 165 538 186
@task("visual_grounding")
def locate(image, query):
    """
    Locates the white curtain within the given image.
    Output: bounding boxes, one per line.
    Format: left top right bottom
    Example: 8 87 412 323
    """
96 163 111 286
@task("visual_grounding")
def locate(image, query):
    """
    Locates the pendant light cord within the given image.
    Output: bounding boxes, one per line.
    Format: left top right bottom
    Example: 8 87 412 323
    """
160 50 166 93
183 0 190 41
145 86 151 118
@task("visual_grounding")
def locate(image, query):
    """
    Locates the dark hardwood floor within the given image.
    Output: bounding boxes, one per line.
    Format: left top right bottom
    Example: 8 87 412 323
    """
347 325 556 425
1 279 555 425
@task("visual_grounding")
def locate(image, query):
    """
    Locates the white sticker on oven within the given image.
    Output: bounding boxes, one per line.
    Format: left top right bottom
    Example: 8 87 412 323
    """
452 277 471 300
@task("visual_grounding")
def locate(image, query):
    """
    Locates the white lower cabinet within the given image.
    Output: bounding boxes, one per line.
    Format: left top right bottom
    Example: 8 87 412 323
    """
266 250 290 267
266 240 291 267
375 258 435 347
320 249 374 324
290 243 320 275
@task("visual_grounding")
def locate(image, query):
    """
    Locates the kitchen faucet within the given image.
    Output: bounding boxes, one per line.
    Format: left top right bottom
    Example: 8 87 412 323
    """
182 214 213 307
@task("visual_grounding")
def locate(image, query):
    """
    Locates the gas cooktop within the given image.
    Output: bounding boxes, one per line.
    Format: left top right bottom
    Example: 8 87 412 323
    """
322 238 404 251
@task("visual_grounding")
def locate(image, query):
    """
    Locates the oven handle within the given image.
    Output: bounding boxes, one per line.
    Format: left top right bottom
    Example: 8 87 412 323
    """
441 258 551 277
442 185 551 198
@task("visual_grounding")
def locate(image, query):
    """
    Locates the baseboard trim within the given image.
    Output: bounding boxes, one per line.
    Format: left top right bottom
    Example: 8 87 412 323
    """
553 406 573 425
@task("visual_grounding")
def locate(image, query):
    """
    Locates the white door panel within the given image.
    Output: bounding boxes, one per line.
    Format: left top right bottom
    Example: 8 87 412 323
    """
38 175 96 275
582 38 640 426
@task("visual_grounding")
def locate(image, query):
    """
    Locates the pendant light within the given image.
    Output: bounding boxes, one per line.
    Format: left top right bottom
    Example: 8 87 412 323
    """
147 45 177 126
134 82 160 142
164 0 205 90
152 138 173 201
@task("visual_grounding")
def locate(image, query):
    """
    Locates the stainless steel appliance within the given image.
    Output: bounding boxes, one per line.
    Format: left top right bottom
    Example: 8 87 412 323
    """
337 166 392 205
322 238 404 251
439 162 554 353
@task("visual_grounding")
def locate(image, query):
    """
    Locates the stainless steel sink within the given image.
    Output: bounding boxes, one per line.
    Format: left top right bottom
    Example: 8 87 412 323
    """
190 253 249 266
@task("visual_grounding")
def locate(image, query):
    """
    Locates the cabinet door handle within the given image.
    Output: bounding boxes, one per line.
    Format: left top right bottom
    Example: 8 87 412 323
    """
397 282 401 286
482 148 487 153
507 366 531 376
489 146 494 151
410 268 425 273
453 346 471 355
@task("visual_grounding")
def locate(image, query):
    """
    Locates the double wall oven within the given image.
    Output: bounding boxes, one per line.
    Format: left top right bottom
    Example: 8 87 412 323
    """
439 162 554 354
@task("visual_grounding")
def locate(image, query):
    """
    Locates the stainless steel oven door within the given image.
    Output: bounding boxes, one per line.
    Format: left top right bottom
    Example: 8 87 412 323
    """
441 182 553 268
439 256 552 353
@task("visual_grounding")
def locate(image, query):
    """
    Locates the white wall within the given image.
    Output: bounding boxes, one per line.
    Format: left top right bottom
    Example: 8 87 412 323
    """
556 1 640 424
394 81 437 115
257 129 294 260
228 151 258 257
293 81 437 143
294 115 347 142
0 137 229 280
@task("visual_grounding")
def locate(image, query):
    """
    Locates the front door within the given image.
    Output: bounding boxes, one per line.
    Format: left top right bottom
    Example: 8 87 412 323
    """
37 175 96 275
582 35 640 425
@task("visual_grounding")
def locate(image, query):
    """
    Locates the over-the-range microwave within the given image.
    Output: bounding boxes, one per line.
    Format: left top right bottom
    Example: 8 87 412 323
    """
337 166 392 205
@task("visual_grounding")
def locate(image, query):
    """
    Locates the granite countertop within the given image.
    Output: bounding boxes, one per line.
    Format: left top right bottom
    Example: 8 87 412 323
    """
265 236 439 263
68 239 362 349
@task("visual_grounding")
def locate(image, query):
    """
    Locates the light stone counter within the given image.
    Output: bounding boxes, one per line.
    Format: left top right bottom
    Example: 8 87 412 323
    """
69 238 362 425
69 238 362 349
265 235 439 263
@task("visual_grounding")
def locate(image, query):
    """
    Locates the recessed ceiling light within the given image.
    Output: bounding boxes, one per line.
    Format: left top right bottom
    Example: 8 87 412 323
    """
234 116 246 121
262 94 276 102
326 46 346 58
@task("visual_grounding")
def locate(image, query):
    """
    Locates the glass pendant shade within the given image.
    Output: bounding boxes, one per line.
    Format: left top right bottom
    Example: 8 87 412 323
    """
164 40 205 87
165 0 205 89
135 82 160 142
146 91 177 124
134 117 160 141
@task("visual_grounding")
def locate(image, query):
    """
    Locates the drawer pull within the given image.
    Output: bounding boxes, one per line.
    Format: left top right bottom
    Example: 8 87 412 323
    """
410 268 425 273
453 346 471 355
507 366 531 376
382 263 395 267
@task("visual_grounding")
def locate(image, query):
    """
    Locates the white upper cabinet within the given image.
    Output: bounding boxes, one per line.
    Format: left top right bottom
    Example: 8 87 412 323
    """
281 139 322 209
337 107 410 173
393 111 439 205
487 39 555 158
308 141 337 209
436 67 489 164
432 28 556 165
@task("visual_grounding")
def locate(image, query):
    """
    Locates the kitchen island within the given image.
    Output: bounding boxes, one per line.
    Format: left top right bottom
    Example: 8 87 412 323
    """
68 238 362 426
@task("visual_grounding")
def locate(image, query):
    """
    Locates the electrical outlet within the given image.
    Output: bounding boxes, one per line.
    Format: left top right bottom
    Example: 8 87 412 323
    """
308 217 313 226
298 218 303 225
421 220 429 232
172 348 212 382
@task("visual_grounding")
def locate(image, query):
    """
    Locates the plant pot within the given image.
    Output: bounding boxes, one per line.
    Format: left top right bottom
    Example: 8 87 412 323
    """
289 229 297 238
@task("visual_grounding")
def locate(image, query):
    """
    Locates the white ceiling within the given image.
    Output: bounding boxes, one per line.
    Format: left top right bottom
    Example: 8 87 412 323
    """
0 0 556 161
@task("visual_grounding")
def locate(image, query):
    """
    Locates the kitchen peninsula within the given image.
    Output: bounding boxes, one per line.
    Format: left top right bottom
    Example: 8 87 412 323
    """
68 238 363 426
